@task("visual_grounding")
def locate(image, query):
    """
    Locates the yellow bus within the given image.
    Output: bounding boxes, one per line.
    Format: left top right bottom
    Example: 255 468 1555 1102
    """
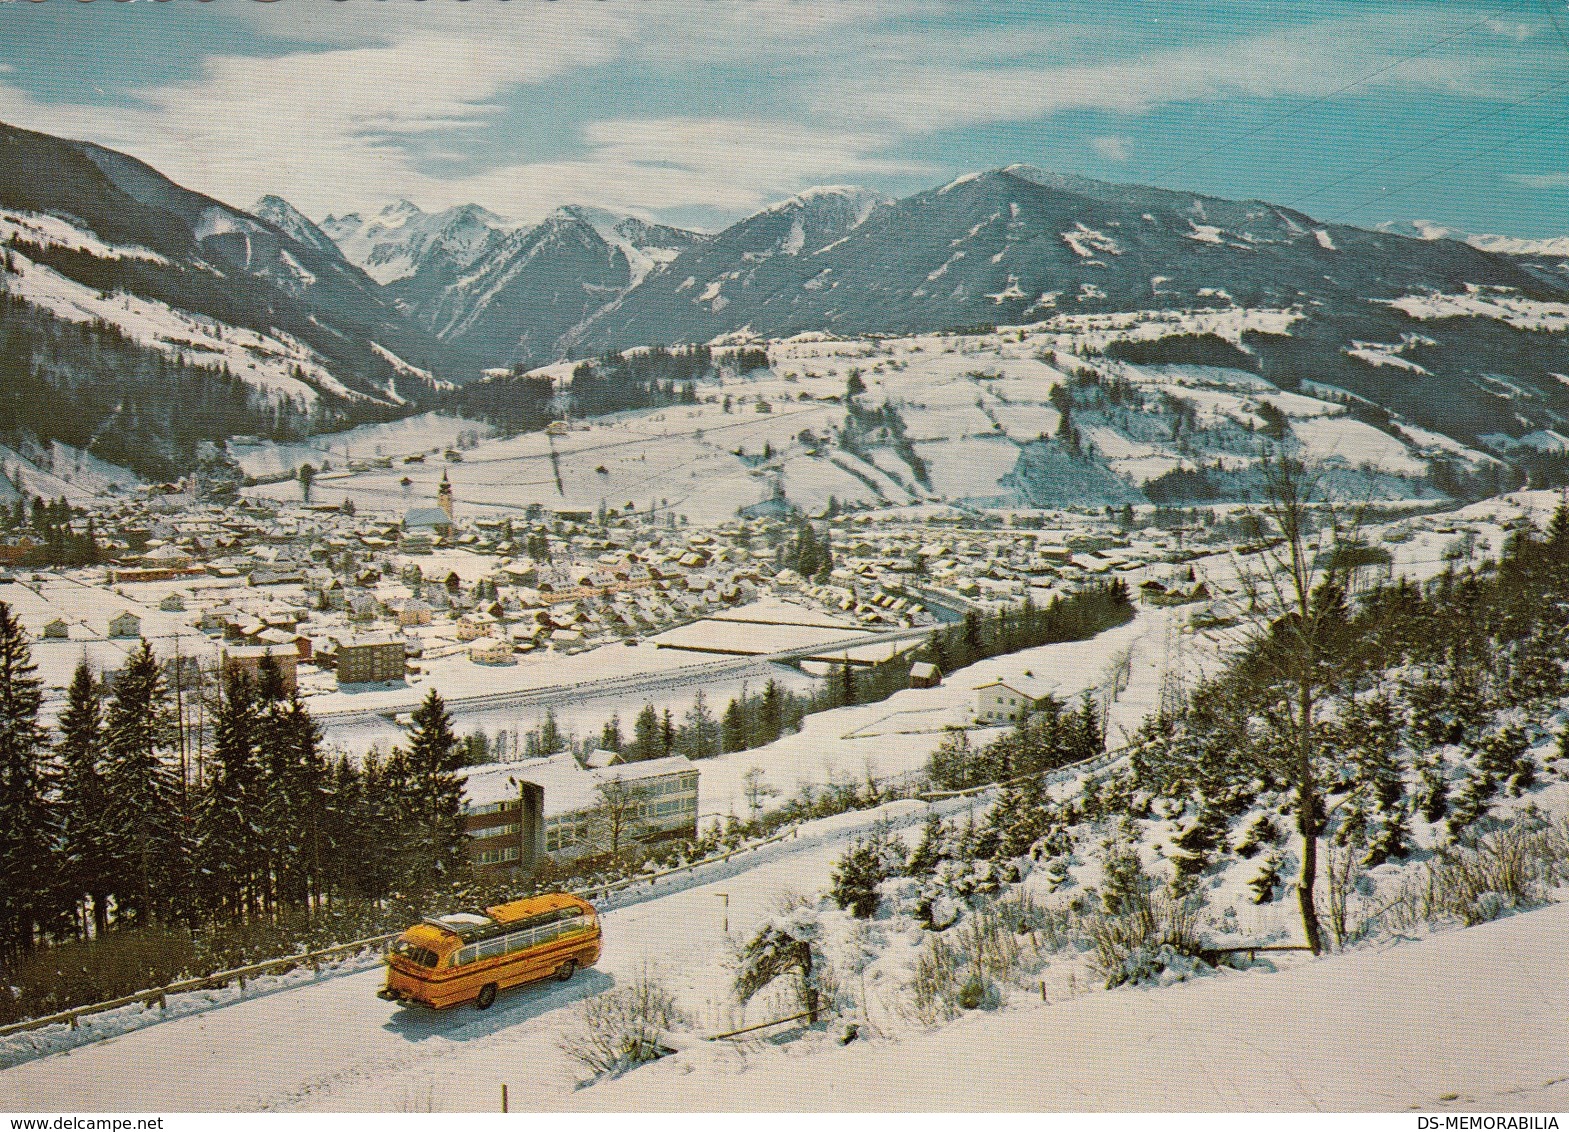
378 892 601 1010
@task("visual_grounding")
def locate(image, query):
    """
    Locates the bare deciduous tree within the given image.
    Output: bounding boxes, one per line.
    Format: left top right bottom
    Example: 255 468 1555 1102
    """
1232 453 1371 955
583 777 652 857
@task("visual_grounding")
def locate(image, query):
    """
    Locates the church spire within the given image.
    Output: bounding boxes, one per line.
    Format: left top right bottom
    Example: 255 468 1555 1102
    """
437 469 454 521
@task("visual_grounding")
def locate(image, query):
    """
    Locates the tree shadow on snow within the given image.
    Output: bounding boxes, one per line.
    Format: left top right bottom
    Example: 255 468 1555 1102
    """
380 968 616 1044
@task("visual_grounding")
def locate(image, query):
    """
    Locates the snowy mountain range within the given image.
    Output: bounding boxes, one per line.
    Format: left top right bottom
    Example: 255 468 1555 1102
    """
6 112 1569 481
315 199 706 377
310 165 1569 458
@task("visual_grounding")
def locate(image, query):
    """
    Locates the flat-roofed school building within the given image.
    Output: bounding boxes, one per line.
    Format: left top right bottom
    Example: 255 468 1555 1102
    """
461 754 700 871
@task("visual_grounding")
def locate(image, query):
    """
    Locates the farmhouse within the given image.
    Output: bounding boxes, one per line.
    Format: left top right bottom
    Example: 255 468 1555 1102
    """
106 611 141 639
973 673 1055 724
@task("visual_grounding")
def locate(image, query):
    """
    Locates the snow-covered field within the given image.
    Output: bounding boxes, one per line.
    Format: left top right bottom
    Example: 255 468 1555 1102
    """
241 320 1488 525
228 413 493 480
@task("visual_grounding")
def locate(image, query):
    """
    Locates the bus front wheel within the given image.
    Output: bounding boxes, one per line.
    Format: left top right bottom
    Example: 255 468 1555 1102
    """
555 959 578 982
475 983 498 1010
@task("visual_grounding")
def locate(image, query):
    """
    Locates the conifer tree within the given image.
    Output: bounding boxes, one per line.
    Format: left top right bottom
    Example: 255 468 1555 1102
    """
195 670 264 918
56 659 110 936
402 689 466 884
757 679 784 745
632 703 660 761
906 811 946 877
680 689 717 758
102 641 188 925
721 695 747 754
264 690 327 909
0 602 56 954
837 659 857 707
830 838 884 918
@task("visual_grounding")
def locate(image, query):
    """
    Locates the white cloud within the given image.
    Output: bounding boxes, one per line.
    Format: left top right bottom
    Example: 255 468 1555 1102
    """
451 118 931 222
1486 17 1536 41
812 11 1503 135
0 2 1540 226
1509 171 1569 188
1090 135 1131 162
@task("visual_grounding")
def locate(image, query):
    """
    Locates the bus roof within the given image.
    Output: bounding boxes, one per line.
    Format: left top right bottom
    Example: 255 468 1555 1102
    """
485 892 591 924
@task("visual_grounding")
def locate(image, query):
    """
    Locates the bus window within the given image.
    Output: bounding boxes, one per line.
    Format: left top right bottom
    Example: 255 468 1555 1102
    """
478 937 506 960
391 941 440 968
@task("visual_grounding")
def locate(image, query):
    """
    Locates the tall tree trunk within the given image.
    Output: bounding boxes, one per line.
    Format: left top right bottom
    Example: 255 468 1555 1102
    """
1297 679 1324 955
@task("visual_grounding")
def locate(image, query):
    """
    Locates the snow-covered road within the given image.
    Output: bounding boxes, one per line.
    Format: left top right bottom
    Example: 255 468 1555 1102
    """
0 800 942 1112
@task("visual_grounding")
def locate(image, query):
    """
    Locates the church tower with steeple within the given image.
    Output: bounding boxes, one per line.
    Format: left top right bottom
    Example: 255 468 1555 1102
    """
437 469 454 521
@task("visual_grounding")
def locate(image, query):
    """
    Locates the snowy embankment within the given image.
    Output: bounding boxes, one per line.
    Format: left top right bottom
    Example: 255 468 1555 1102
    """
579 898 1569 1112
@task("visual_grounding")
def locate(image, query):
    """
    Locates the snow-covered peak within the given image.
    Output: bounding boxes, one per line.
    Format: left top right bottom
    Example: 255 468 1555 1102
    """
320 201 511 284
1376 219 1465 242
732 186 888 259
999 164 1107 195
545 204 703 286
1378 219 1569 258
250 194 342 258
1467 232 1569 257
753 185 886 228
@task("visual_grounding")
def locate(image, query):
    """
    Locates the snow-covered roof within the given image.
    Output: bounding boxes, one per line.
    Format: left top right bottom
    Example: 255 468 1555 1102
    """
461 753 695 818
403 507 451 529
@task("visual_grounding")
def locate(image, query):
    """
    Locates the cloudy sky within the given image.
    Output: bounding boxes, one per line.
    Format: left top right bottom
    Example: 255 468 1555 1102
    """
1 0 1567 236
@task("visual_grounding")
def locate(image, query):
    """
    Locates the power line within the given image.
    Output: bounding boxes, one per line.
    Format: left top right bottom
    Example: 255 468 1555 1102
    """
1534 0 1569 59
1323 100 1569 223
1280 72 1569 211
1143 0 1533 187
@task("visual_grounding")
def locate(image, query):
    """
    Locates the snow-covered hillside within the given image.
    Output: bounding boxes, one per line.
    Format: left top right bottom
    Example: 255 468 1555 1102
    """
0 439 140 505
580 899 1569 1112
5 244 375 408
340 322 1491 526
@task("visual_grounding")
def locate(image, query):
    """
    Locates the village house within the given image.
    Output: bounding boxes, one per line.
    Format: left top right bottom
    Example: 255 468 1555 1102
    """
973 673 1055 724
468 637 514 665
